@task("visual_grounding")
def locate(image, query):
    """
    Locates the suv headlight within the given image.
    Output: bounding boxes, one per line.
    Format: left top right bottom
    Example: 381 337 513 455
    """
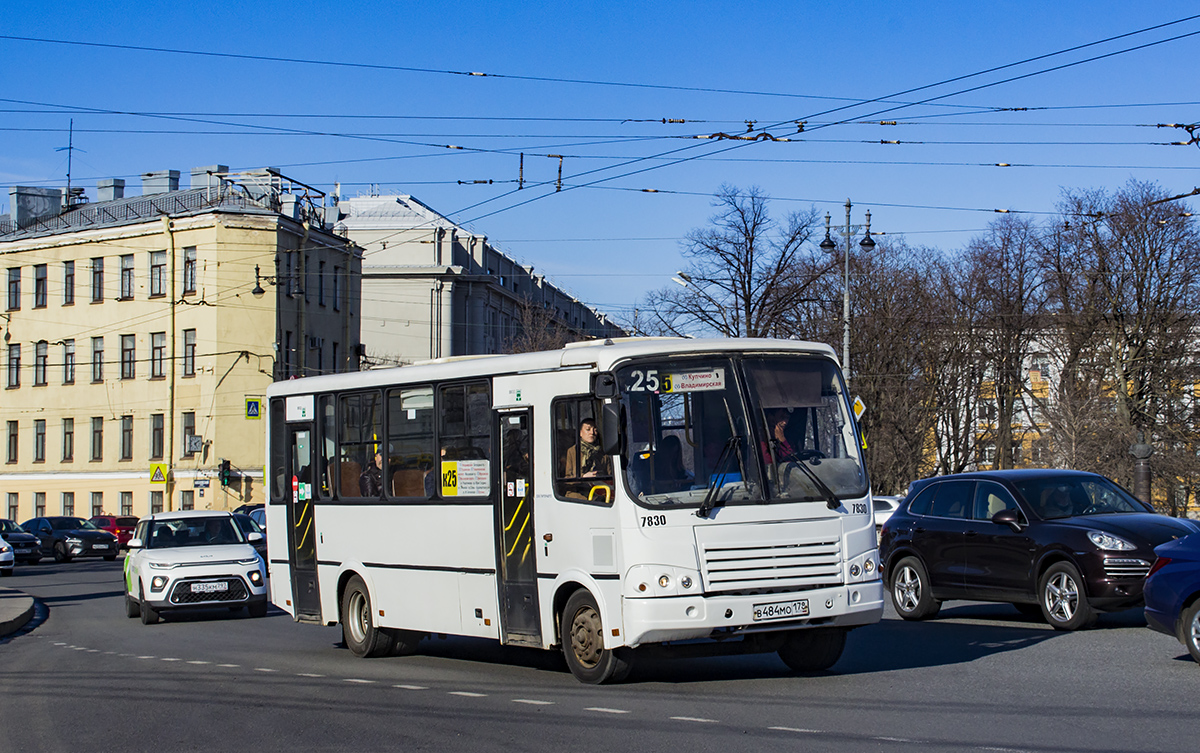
0 542 10 553
1088 531 1135 551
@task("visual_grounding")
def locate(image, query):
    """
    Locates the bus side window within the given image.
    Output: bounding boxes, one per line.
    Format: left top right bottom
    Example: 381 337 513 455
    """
318 394 335 499
388 385 434 499
438 382 491 498
269 398 287 502
338 390 383 499
553 396 613 504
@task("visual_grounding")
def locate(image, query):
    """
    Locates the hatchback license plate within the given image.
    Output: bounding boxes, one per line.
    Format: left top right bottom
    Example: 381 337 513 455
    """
192 582 228 593
752 599 809 622
15 548 30 554
93 544 108 549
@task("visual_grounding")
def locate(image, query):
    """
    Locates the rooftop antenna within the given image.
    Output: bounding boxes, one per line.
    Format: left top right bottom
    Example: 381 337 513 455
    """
55 118 86 208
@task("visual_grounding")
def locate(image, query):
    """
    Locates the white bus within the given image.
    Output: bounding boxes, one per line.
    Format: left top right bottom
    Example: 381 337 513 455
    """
264 337 883 683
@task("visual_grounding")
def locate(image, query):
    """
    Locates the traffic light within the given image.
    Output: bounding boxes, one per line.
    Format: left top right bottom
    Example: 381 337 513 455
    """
220 459 232 487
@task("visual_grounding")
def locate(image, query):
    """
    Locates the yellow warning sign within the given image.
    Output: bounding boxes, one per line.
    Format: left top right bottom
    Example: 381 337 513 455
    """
149 463 170 484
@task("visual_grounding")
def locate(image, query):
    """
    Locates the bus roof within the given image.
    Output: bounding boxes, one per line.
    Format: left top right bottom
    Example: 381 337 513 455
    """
266 337 839 397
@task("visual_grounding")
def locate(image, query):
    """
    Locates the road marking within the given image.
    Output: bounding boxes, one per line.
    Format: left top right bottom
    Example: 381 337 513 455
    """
586 707 631 714
344 678 375 684
104 651 116 655
875 737 918 743
53 642 66 646
449 691 487 697
161 658 182 662
671 717 718 723
770 727 822 734
87 649 100 653
512 699 554 706
137 655 156 660
393 684 427 690
218 663 240 668
187 661 210 665
979 748 1034 753
254 667 278 673
73 646 89 651
297 673 324 678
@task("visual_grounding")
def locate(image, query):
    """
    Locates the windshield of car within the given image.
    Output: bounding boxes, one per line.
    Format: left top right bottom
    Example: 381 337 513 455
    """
1014 476 1149 520
51 517 96 530
0 519 25 534
145 517 245 549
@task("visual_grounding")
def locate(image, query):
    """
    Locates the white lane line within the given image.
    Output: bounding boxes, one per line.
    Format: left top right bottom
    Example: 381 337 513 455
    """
671 717 718 723
344 678 375 684
393 684 427 690
217 663 240 668
118 653 133 657
512 699 554 706
161 658 182 662
979 748 1034 753
770 727 822 733
254 668 278 673
104 651 116 655
875 737 918 743
53 642 66 646
136 655 156 660
87 649 100 653
297 673 324 678
187 661 210 665
73 647 89 651
449 691 487 697
586 707 631 714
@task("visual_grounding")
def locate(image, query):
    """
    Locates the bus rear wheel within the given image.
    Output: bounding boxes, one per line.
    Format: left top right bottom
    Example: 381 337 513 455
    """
777 627 847 673
341 575 394 657
561 589 633 684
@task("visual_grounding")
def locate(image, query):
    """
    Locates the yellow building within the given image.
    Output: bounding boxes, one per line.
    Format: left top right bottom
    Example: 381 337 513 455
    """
2 167 362 521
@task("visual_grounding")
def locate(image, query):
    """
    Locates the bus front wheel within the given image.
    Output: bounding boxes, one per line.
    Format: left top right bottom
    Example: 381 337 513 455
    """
777 627 847 673
561 589 633 684
341 575 395 657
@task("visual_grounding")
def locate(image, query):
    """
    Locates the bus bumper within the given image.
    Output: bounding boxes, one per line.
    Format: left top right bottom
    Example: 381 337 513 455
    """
621 581 884 647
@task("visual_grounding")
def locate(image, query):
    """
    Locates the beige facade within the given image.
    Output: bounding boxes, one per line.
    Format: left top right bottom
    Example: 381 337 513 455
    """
2 171 361 521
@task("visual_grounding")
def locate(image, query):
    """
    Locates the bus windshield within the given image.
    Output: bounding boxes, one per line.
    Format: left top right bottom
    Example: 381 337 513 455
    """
616 354 867 509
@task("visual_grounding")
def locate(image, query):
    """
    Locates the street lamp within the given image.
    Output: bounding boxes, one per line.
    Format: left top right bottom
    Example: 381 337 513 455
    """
819 200 874 383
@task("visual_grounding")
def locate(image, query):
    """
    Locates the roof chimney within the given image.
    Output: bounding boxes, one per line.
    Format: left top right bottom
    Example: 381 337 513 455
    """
97 178 125 202
9 186 63 226
190 165 228 189
142 170 180 195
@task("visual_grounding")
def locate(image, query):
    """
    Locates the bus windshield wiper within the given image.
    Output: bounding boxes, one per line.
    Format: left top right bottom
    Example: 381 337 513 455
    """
783 456 841 511
697 436 742 519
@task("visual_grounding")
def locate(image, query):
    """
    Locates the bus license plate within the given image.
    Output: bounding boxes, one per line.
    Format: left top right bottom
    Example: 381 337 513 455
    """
752 599 809 622
192 582 228 593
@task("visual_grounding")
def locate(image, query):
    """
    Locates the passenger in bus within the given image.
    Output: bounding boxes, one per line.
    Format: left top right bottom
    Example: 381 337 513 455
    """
564 419 610 478
359 452 384 497
422 447 448 498
761 409 800 465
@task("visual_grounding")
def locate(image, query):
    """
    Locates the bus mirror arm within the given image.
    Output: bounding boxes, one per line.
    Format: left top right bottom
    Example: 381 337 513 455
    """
601 402 623 455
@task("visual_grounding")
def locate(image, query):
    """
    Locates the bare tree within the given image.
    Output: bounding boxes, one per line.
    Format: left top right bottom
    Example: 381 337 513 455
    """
503 296 577 354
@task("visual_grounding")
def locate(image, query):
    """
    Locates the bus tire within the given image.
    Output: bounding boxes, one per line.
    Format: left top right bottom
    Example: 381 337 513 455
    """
561 589 633 684
341 575 394 657
777 627 847 673
386 629 422 656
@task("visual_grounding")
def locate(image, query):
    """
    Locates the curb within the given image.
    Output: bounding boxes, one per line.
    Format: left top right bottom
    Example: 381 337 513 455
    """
0 588 35 638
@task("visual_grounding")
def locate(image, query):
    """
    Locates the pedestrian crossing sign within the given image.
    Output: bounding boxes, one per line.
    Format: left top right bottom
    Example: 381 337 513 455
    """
149 463 170 484
246 398 262 419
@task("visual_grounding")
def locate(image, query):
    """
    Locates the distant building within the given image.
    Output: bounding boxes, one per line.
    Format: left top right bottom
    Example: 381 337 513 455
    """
1 167 362 520
333 193 624 366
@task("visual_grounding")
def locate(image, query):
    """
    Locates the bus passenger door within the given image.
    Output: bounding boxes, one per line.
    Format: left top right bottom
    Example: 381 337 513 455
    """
287 425 322 620
497 410 540 645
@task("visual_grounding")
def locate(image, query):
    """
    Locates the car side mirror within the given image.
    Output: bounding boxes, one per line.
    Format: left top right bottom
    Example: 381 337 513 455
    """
127 538 144 549
246 532 264 544
991 508 1024 532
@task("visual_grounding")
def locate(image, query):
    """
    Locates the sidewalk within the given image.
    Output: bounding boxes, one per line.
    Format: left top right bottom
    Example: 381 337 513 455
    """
0 586 35 638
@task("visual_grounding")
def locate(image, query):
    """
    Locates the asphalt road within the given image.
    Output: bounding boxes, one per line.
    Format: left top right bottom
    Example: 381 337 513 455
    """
2 558 1197 753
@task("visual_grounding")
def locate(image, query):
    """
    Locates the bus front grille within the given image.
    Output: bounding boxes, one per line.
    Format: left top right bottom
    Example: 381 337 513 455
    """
700 538 844 594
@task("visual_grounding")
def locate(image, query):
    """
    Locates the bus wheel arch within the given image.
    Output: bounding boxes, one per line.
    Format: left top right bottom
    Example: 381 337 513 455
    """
339 572 395 658
558 586 633 684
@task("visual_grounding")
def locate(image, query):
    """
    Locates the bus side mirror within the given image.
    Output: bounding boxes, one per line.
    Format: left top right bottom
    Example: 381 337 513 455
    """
601 402 623 455
593 371 618 399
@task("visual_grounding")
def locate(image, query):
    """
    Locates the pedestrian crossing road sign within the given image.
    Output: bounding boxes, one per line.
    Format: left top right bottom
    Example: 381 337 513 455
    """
149 463 170 484
246 398 262 419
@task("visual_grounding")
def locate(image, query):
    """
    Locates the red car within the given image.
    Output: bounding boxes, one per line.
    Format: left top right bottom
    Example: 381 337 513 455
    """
89 514 139 549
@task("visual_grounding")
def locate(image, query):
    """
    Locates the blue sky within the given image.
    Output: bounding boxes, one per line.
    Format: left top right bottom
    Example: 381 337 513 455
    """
2 2 1198 319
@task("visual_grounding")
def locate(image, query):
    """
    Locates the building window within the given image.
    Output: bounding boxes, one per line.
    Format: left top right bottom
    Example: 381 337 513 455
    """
61 491 74 516
7 343 19 388
63 339 75 384
34 492 45 517
120 491 132 516
6 267 19 310
180 490 194 510
91 491 103 517
304 254 311 302
6 421 16 463
182 247 197 294
7 492 18 521
318 260 326 306
150 413 164 459
33 419 45 462
91 417 103 461
34 340 48 385
151 332 166 378
91 337 104 382
120 254 134 299
34 264 47 308
62 418 74 461
63 260 75 305
182 329 196 377
149 251 166 297
91 257 104 302
121 335 136 379
332 342 339 374
120 415 133 460
332 266 341 311
150 490 164 514
283 330 293 379
182 411 196 457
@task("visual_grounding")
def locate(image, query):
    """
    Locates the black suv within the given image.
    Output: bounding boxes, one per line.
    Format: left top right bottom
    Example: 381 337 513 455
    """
880 470 1199 630
21 516 120 563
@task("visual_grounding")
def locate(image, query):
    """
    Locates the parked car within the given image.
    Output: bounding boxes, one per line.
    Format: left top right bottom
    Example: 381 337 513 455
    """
21 516 119 562
89 514 139 549
880 469 1200 630
0 538 12 576
1144 532 1200 664
123 510 268 624
247 507 266 533
0 519 41 564
873 495 902 531
231 513 267 559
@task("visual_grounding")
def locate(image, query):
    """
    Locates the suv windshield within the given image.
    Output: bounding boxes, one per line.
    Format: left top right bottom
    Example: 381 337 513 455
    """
146 517 245 549
615 353 866 509
1015 475 1150 520
0 519 24 534
51 517 95 530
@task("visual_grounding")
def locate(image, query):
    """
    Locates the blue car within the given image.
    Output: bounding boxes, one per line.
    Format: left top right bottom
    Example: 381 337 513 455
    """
1144 532 1200 664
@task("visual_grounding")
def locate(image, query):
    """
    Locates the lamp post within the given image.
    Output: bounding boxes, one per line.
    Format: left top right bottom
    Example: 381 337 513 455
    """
819 200 874 383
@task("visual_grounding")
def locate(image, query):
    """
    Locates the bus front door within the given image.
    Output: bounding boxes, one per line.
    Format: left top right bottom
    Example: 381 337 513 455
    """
497 410 540 645
287 426 322 620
